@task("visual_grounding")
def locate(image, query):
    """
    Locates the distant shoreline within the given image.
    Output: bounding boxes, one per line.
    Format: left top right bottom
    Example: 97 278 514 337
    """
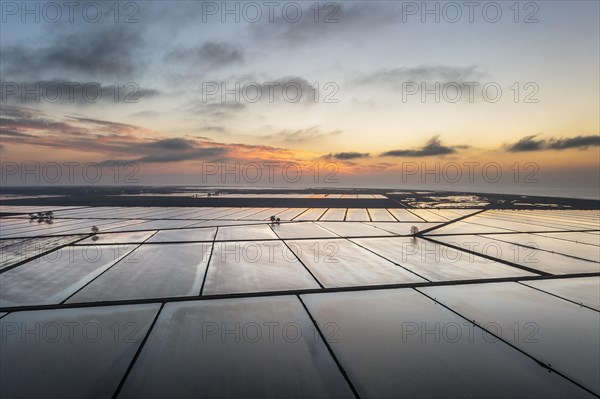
0 187 598 210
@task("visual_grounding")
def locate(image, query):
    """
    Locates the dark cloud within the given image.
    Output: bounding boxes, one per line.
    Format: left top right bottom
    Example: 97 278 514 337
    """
0 129 35 138
135 88 161 99
0 114 78 134
144 138 197 151
548 135 600 150
168 42 244 68
505 135 546 152
381 136 461 157
1 26 144 79
325 152 370 160
136 147 227 163
182 74 328 120
0 80 160 105
0 105 42 119
249 2 400 44
505 135 600 152
255 76 324 104
102 147 228 164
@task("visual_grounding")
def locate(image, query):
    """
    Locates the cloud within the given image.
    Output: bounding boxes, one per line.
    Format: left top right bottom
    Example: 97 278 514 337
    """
249 2 400 45
167 41 244 68
191 75 325 111
130 110 160 118
0 105 316 165
257 76 320 103
65 116 151 134
0 113 80 135
548 135 600 150
1 26 144 79
353 65 487 103
505 135 600 152
505 135 546 152
102 147 228 164
324 152 370 160
0 105 42 119
381 136 462 157
199 126 226 133
0 80 160 105
144 138 197 151
367 162 397 171
1 107 159 155
146 73 327 122
186 101 246 119
357 65 484 87
138 147 227 163
265 126 343 143
0 129 35 138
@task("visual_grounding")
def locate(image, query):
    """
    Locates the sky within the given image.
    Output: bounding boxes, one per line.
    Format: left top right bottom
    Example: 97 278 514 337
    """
0 0 599 198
